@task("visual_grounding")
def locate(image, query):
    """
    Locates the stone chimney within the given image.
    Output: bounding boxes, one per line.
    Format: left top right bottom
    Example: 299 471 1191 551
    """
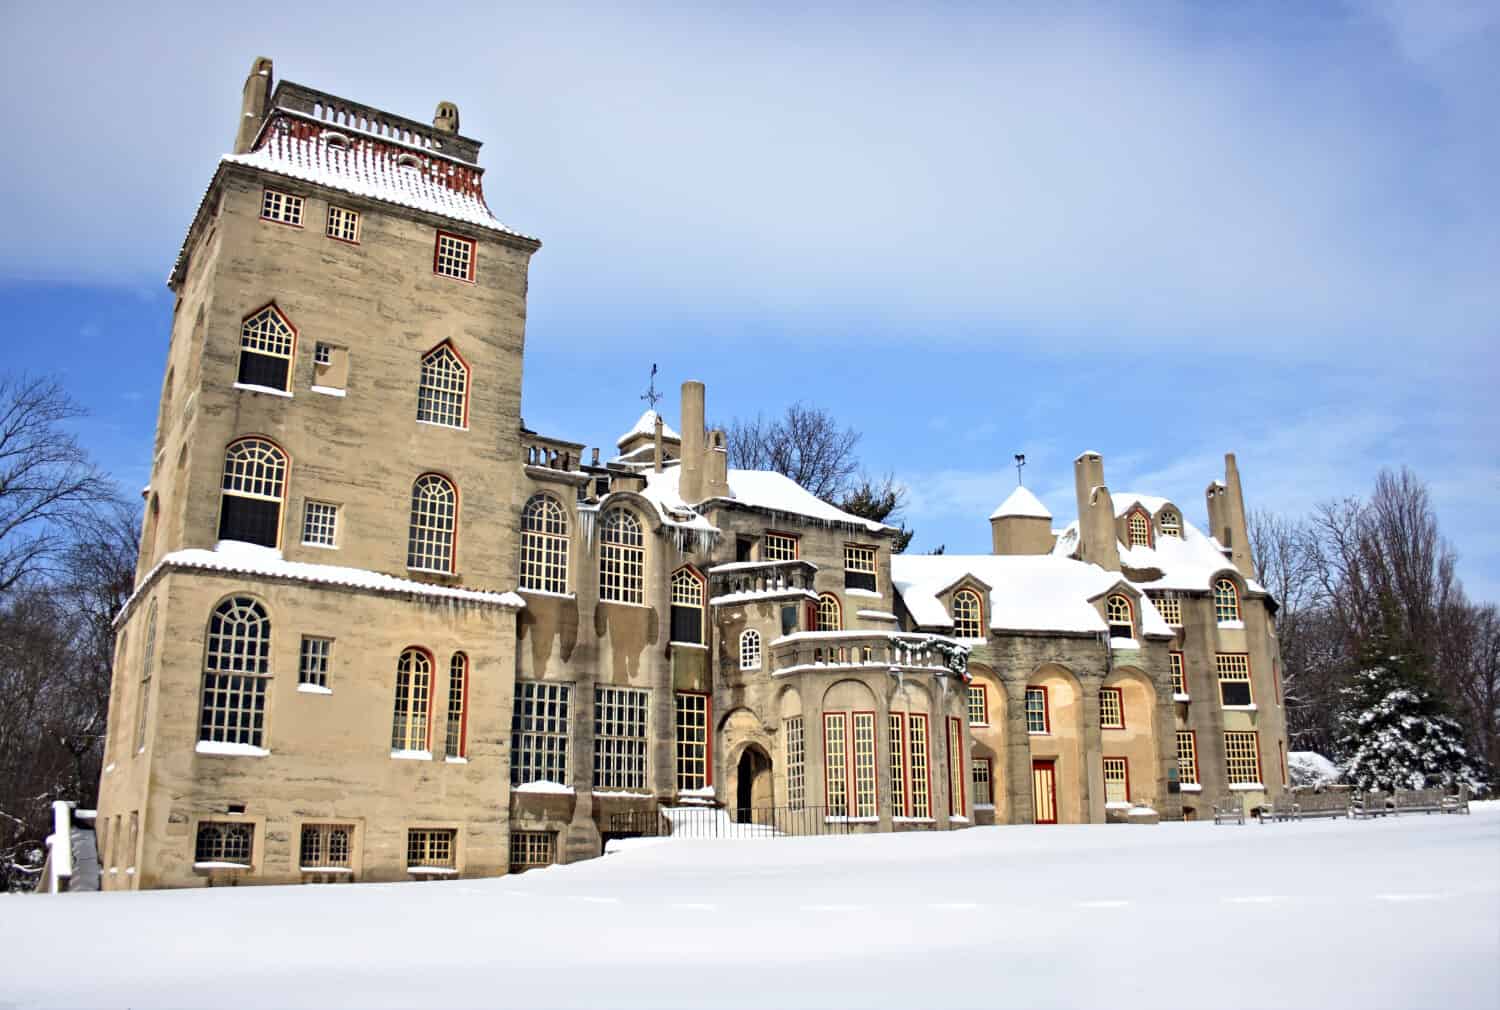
653 416 664 473
679 381 706 504
1072 451 1120 571
705 429 730 500
433 101 461 135
1206 453 1256 578
234 57 274 155
989 486 1054 555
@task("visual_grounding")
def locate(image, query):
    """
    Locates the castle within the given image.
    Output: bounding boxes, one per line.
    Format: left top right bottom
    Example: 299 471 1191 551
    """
95 60 1288 889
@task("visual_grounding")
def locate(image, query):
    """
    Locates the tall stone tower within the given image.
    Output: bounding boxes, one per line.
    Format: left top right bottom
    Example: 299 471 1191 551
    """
95 58 541 889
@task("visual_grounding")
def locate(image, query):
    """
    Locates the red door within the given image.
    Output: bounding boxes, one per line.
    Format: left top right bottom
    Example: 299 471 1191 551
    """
1032 759 1058 824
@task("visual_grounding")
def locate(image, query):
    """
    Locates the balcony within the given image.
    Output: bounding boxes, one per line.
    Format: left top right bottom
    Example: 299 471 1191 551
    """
769 631 970 679
521 432 586 474
708 560 819 606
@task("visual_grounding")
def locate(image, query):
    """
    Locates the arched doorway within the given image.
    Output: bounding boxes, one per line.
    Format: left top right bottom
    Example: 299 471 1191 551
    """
736 745 774 822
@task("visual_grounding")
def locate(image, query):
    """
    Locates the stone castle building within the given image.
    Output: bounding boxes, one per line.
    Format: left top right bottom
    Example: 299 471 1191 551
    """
95 60 1288 889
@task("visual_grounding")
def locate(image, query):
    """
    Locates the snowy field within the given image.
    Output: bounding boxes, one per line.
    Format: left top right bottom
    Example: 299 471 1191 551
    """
6 807 1499 1010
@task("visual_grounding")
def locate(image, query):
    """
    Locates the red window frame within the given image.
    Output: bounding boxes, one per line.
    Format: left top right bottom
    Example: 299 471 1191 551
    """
1100 686 1125 729
419 339 473 430
1126 507 1154 548
433 229 477 282
1177 729 1200 785
823 710 877 818
972 756 993 806
1103 755 1130 803
946 716 966 819
967 682 989 726
1025 685 1050 734
448 651 469 758
410 471 461 574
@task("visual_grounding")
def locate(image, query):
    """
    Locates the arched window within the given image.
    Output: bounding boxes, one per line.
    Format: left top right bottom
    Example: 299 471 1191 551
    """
444 652 468 758
520 494 568 593
1106 594 1134 638
407 474 457 573
416 343 469 429
599 508 644 604
952 589 983 639
1159 511 1181 538
816 593 842 632
670 567 705 644
1214 578 1241 623
199 597 272 748
391 648 433 752
218 437 288 548
135 600 158 753
1127 510 1151 548
739 629 762 671
238 305 296 392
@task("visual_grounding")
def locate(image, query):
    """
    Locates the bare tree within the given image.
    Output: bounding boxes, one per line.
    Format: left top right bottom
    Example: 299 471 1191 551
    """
725 403 861 502
0 376 117 594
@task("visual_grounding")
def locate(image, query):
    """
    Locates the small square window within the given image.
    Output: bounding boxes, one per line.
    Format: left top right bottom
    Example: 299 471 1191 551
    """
300 823 353 870
434 232 475 281
509 831 555 874
407 828 456 872
326 205 360 243
302 501 339 548
299 637 332 689
763 532 798 561
314 342 332 366
1100 687 1124 729
261 189 304 226
844 544 877 593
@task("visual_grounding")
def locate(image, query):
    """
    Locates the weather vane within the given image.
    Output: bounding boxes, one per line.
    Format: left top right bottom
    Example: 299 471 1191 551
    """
1014 453 1026 486
641 363 661 410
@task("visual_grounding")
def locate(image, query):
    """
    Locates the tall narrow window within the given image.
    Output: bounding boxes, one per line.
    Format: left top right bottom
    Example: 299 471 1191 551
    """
675 692 710 791
972 758 993 806
237 305 296 392
1025 686 1049 734
824 713 848 817
851 713 877 818
1127 510 1151 548
1224 731 1263 785
670 568 705 644
135 601 157 753
763 532 798 561
947 717 966 818
816 593 842 632
888 713 908 817
952 589 983 639
1214 578 1241 623
407 474 457 573
391 648 432 753
1154 592 1182 626
299 636 332 690
519 495 568 593
511 682 571 786
844 544 877 592
1159 511 1181 538
218 438 288 549
445 652 468 758
908 714 931 819
1176 730 1199 785
434 231 475 280
785 716 805 810
416 343 469 429
1103 757 1129 804
967 683 988 726
599 509 644 604
739 630 762 671
1216 653 1253 707
199 597 271 748
1100 687 1125 729
1170 651 1186 696
594 686 649 790
1106 595 1134 639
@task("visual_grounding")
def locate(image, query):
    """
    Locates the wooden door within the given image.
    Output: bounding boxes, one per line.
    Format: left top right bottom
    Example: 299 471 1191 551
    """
1032 759 1058 824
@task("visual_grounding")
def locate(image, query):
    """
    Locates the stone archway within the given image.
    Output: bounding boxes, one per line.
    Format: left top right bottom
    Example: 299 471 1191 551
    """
736 744 774 821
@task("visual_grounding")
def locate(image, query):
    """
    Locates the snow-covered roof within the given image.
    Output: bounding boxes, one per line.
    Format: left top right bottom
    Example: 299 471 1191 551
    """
990 485 1052 520
1118 516 1264 594
637 465 890 534
891 554 1172 637
222 109 533 238
616 409 680 447
1112 492 1174 518
118 543 524 624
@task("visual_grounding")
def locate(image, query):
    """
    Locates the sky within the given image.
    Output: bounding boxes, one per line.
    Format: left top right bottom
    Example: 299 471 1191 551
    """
1 2 1495 600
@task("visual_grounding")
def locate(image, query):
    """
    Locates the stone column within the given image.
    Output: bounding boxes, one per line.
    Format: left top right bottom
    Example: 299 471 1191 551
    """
1081 674 1105 824
1005 680 1035 825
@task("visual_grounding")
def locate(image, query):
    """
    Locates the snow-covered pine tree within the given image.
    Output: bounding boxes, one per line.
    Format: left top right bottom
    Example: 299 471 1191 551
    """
1336 603 1484 792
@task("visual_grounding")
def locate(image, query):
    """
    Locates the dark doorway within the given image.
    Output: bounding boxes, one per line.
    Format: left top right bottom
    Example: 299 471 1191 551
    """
736 746 773 822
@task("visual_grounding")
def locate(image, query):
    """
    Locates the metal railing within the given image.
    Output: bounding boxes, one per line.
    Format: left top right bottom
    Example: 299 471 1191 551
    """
606 804 892 841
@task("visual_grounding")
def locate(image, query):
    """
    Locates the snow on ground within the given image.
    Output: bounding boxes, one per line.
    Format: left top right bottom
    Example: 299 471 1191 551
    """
6 806 1499 1009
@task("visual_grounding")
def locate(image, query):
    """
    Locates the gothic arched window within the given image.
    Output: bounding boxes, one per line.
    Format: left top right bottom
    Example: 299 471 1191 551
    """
417 342 469 429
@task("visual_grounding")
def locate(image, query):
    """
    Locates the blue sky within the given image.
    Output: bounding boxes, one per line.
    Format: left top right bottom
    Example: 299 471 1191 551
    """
2 2 1496 600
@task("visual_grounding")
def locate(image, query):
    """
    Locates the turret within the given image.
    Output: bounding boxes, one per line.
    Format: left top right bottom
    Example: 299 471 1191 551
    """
705 428 730 500
1073 451 1120 571
989 486 1053 555
1206 453 1255 578
233 57 274 154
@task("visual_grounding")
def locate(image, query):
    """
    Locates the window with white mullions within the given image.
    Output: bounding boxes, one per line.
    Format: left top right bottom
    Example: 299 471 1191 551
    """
391 648 432 752
785 716 805 810
519 495 568 593
1025 687 1049 735
301 500 338 547
1106 594 1133 639
407 474 457 572
675 692 709 791
1127 510 1151 547
1159 511 1181 538
1214 578 1241 623
972 758 993 806
1216 653 1253 707
260 189 303 226
1170 652 1186 695
417 344 469 428
198 597 271 747
1224 731 1262 785
967 683 988 725
195 821 253 866
952 589 983 639
670 567 705 644
739 629 762 671
512 682 571 786
445 653 468 758
219 438 288 548
434 232 474 280
237 305 296 391
599 509 644 604
1100 687 1124 729
844 544 877 593
325 205 360 242
1103 757 1129 804
509 831 554 873
594 686 648 790
815 593 842 632
1176 731 1199 785
299 636 331 689
763 532 797 561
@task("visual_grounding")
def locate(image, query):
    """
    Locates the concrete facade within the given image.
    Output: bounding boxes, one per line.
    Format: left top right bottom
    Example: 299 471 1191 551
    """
95 59 1288 891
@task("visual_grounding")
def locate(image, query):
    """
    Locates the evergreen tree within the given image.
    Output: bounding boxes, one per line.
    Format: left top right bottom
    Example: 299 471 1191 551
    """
1336 602 1484 792
838 476 914 553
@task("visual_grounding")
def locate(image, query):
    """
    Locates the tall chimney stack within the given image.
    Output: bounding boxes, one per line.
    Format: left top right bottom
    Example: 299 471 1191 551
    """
234 57 274 155
1072 451 1120 572
680 381 706 503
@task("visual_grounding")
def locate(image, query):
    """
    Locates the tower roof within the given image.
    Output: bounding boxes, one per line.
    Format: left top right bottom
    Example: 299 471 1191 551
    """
616 409 680 447
990 485 1052 520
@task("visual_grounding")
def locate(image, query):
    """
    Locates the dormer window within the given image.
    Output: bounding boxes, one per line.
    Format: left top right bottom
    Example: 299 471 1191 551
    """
1105 594 1134 639
1126 510 1152 548
1214 578 1241 623
1159 511 1181 538
952 589 983 639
